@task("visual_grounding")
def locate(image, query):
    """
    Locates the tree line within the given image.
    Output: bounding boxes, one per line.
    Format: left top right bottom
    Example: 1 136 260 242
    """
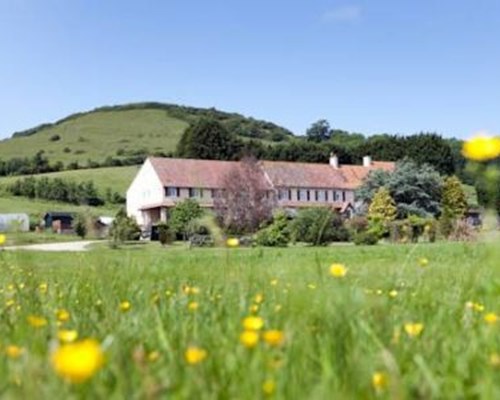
6 176 125 206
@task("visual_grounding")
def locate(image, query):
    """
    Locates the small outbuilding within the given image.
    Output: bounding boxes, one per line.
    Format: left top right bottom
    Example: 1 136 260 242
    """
43 212 75 233
0 213 30 232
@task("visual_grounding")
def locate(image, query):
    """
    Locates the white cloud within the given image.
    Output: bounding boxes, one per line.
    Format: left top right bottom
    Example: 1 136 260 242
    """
322 5 362 23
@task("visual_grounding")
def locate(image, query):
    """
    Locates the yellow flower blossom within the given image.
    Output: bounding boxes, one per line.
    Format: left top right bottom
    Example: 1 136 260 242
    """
56 309 70 322
418 257 429 268
308 283 317 290
262 379 276 396
263 330 285 347
254 293 264 304
240 330 259 348
462 134 500 161
404 322 424 337
329 263 347 278
270 279 278 286
466 301 484 312
242 316 264 331
274 304 282 313
188 301 199 312
39 283 48 293
27 315 48 328
51 339 104 383
490 353 500 367
57 330 79 343
226 238 240 248
119 301 131 312
484 312 498 325
0 234 6 245
148 351 160 362
5 299 15 308
249 304 259 313
5 345 23 359
184 346 207 365
389 290 398 298
372 371 389 390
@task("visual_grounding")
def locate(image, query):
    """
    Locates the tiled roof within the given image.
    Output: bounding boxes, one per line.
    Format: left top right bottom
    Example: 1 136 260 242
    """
148 157 395 190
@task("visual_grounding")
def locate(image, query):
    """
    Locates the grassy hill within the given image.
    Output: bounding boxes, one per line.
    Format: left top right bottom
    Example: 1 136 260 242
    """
0 103 293 166
0 165 139 195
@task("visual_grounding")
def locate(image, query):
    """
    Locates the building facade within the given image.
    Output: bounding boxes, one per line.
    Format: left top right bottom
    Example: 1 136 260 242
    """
126 155 395 228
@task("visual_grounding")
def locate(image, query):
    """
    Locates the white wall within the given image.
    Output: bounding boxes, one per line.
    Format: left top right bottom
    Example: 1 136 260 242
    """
126 159 164 227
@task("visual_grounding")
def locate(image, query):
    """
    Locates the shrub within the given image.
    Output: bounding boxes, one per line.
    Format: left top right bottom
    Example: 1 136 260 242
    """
50 134 61 142
448 220 477 242
109 209 141 246
63 147 72 153
353 231 379 245
74 214 87 239
169 199 204 240
157 223 174 245
290 207 348 245
255 211 291 247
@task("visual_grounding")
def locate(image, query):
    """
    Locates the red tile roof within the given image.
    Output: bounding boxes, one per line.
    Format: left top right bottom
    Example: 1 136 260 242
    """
148 157 395 190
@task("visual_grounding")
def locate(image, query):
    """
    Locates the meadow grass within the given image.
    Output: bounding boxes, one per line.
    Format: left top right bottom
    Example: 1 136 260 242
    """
1 242 500 399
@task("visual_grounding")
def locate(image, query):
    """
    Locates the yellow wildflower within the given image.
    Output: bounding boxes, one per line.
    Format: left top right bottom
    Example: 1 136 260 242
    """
274 304 282 313
484 312 498 325
263 330 285 347
372 371 389 390
262 379 276 396
5 345 23 359
404 322 424 337
56 309 70 322
243 316 264 331
270 279 278 286
389 290 398 298
27 315 48 328
51 339 104 383
226 238 240 248
39 283 48 293
308 283 317 290
148 351 160 362
0 234 6 245
329 263 347 278
249 304 259 313
254 293 264 304
418 257 429 267
57 329 79 343
5 299 15 308
240 330 259 348
119 301 131 312
490 353 500 367
462 134 500 161
188 301 199 312
184 346 207 365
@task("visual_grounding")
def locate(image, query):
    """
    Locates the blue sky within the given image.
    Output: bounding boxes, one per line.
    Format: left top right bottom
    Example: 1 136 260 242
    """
0 0 499 139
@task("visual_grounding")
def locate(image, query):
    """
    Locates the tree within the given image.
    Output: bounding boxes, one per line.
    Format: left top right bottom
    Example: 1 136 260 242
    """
357 159 443 218
74 214 87 239
368 187 397 223
176 117 242 160
441 176 468 219
169 199 204 240
306 119 331 142
109 209 141 246
214 157 275 234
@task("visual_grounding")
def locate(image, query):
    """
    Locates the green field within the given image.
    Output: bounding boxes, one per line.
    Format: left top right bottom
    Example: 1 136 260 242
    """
1 241 500 399
0 165 138 195
0 195 119 218
0 109 188 165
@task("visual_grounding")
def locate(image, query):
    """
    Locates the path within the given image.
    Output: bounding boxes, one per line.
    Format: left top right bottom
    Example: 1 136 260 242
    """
5 240 98 252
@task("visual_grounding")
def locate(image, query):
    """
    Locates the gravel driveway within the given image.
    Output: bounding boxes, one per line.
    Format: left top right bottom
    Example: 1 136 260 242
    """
5 241 98 252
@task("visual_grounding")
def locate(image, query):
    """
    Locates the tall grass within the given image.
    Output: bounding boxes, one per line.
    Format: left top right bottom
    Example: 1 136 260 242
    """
0 242 499 399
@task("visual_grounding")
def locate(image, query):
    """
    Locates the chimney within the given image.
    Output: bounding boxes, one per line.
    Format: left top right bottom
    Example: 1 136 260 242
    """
363 155 372 167
329 153 339 169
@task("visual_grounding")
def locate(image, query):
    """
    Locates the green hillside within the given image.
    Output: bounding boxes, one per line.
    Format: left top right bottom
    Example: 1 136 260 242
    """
0 103 293 166
0 166 139 195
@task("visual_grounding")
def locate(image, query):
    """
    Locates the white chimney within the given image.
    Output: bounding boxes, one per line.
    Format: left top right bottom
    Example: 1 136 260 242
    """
363 155 372 167
329 153 339 169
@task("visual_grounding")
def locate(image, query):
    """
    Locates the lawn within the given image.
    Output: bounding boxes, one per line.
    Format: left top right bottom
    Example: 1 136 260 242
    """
1 241 500 399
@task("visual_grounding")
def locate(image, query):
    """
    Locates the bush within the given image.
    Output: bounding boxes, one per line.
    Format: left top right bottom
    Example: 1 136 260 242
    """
109 209 141 246
353 231 379 245
169 199 204 240
255 211 290 247
50 134 61 142
74 214 87 239
157 223 174 245
290 207 349 246
448 220 477 242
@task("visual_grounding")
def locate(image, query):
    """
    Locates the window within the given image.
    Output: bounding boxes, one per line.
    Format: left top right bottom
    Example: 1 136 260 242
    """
298 189 308 201
342 191 346 202
314 191 319 201
189 188 203 198
306 190 310 201
165 187 179 197
325 191 329 201
317 190 326 202
278 189 291 201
